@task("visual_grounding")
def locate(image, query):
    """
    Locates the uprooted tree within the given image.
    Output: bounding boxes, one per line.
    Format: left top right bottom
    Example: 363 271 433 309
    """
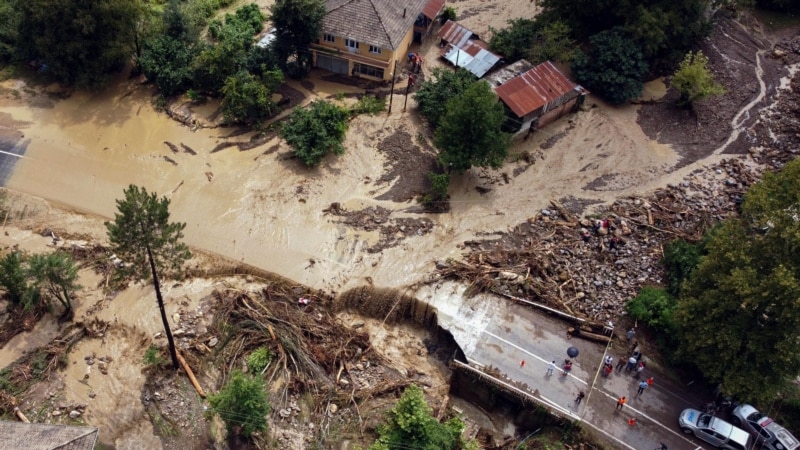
106 185 191 369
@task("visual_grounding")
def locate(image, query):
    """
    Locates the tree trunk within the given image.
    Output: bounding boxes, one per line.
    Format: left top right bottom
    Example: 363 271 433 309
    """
146 243 179 370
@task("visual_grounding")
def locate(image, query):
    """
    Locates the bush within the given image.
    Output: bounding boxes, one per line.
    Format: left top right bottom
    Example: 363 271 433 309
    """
440 6 456 23
350 95 386 116
0 252 29 305
279 100 350 166
626 287 678 351
421 172 450 211
207 371 270 438
247 347 273 374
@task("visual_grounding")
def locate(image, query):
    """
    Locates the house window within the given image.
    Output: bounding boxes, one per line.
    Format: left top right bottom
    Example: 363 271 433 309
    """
354 63 384 79
323 33 335 43
369 45 381 54
345 39 359 51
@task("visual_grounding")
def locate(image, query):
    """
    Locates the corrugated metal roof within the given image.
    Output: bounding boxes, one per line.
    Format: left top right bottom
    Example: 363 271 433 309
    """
437 21 500 78
494 61 587 117
422 0 445 20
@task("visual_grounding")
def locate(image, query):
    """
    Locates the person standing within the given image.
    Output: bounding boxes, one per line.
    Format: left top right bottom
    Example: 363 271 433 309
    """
647 376 654 387
575 391 585 404
626 356 637 372
616 396 627 410
634 362 645 379
604 355 613 366
637 380 648 396
520 360 526 368
546 361 556 376
626 328 636 341
615 356 626 372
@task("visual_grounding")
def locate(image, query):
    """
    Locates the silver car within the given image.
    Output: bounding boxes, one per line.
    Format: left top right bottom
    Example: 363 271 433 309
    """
731 404 800 450
679 408 752 450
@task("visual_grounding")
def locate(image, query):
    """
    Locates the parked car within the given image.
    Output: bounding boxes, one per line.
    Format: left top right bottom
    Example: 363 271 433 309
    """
731 404 800 450
679 408 752 450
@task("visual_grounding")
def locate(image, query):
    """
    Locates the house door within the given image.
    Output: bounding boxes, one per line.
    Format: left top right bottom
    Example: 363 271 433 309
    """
316 54 349 74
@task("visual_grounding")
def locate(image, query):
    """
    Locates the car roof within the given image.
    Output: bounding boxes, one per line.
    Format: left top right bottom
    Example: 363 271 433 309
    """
736 403 760 417
728 426 752 446
765 422 800 449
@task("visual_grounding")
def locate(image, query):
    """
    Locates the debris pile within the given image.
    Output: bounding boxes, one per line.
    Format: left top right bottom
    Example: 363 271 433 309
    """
435 157 761 321
324 204 434 252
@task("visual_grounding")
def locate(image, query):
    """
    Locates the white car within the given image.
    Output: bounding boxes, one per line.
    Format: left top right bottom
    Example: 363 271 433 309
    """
679 408 752 450
731 404 800 450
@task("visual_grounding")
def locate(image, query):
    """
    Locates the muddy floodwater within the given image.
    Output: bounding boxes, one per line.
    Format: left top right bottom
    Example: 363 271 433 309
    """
0 70 691 296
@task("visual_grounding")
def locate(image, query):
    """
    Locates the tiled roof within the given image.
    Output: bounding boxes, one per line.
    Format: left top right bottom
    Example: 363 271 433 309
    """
422 0 445 20
323 0 429 50
495 61 587 117
0 421 98 450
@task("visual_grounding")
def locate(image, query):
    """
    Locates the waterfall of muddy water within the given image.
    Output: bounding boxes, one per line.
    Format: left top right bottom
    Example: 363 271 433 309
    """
0 69 689 295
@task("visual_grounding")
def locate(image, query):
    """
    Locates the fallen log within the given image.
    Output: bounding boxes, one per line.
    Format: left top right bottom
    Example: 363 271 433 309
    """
177 352 206 398
14 407 30 423
568 327 611 343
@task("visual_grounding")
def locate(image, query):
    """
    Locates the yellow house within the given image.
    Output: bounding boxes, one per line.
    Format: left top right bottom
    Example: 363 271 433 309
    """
311 0 442 81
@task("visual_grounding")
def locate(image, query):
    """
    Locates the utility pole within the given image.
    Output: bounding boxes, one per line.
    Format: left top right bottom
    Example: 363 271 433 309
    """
403 74 414 112
388 60 397 114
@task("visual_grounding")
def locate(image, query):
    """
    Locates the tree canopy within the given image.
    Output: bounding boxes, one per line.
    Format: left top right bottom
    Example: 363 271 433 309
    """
675 159 800 402
27 252 81 315
269 0 326 77
434 81 511 174
414 68 476 129
15 0 145 87
538 0 709 70
671 50 725 108
279 100 350 166
572 28 648 105
221 69 283 124
489 19 577 64
369 384 464 450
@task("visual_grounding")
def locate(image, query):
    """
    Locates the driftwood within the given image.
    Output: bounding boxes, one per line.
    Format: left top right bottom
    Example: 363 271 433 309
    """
14 407 30 423
177 352 206 398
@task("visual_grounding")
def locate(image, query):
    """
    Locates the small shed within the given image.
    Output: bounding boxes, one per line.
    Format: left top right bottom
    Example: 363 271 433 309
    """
0 421 98 450
414 0 446 42
493 60 588 135
437 20 500 78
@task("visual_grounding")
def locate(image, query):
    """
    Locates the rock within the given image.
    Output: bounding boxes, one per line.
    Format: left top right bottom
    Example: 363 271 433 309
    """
154 332 163 339
51 410 62 416
498 271 519 281
355 363 364 371
329 404 338 414
69 410 81 419
208 337 219 348
339 378 350 386
88 392 96 399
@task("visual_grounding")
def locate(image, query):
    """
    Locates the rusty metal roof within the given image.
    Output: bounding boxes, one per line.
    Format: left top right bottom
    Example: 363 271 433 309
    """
437 21 500 78
494 61 587 117
422 0 445 20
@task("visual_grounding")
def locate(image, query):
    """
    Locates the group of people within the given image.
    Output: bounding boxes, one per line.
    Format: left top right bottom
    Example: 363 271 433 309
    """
407 52 424 74
579 216 628 251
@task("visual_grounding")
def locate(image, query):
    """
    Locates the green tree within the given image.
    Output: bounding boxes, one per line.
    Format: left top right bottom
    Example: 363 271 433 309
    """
139 0 201 96
422 172 450 212
269 0 325 78
414 68 476 129
192 4 264 93
370 384 464 450
675 160 800 402
671 50 725 109
221 69 283 124
106 185 191 369
0 252 29 306
16 0 146 87
489 18 539 62
27 252 81 315
662 239 705 296
0 0 22 63
538 0 709 68
279 100 350 166
207 370 270 438
626 287 678 351
434 81 511 174
572 28 648 105
528 20 578 64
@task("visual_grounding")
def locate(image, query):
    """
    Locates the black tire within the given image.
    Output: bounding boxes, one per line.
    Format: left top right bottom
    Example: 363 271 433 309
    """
730 416 741 426
681 427 693 435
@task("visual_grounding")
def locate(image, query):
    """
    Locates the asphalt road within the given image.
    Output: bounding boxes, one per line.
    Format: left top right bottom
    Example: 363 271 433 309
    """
419 281 717 450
